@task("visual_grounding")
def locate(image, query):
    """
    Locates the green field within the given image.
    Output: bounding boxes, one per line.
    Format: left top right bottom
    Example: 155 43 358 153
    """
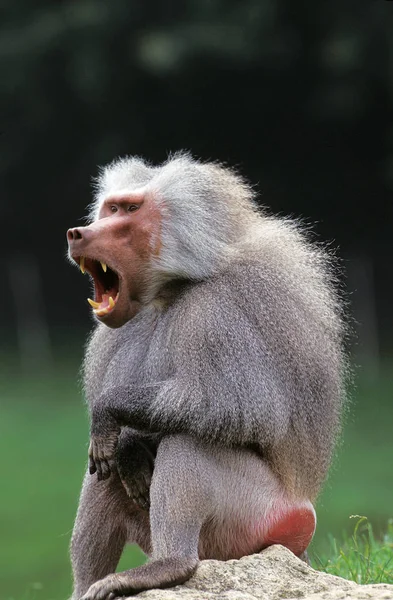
1 355 392 600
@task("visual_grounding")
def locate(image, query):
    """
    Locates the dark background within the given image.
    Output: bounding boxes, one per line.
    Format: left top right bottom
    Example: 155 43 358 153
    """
1 2 392 599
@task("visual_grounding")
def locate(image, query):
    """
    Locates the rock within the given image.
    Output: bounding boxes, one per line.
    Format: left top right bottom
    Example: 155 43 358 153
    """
134 545 393 600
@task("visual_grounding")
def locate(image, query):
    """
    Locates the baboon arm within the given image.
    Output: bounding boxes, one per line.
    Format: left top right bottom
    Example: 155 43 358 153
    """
90 298 293 463
91 382 247 446
91 374 286 449
91 385 159 436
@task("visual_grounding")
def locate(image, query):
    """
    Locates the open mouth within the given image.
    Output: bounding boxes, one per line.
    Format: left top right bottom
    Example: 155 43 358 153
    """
76 256 120 317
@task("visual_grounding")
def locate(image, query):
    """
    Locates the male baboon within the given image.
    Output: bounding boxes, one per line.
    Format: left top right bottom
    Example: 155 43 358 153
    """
67 153 347 600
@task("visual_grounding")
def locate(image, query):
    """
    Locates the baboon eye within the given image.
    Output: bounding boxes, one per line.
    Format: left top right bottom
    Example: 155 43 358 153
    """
127 204 139 212
110 205 118 213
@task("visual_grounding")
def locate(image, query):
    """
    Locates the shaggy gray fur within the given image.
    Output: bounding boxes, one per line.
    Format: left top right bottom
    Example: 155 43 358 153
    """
71 153 348 600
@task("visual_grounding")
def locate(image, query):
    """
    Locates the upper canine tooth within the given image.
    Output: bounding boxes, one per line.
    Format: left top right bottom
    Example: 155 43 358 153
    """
101 262 107 273
80 256 85 274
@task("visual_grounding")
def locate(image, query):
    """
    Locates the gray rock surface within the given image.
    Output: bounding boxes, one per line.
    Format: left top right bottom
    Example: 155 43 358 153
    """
134 545 393 600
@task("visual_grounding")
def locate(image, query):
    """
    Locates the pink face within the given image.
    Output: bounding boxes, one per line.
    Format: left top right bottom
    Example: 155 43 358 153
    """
67 192 161 328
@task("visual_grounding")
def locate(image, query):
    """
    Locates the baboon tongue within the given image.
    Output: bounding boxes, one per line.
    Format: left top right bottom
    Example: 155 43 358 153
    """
100 293 113 309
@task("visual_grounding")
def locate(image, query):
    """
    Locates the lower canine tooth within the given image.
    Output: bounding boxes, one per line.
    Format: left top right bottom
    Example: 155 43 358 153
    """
108 296 115 308
87 298 100 309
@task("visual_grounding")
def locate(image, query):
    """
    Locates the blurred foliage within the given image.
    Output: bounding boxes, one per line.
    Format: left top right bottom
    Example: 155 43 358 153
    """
0 0 392 346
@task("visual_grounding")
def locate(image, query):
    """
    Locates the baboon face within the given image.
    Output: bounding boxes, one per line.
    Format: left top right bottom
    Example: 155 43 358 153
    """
67 191 161 328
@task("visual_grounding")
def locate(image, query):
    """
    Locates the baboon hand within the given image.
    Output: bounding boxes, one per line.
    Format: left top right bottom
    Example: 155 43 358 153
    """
118 447 154 511
88 433 119 481
89 408 120 481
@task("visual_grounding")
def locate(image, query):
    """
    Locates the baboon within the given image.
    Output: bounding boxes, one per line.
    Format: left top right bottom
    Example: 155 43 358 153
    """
67 153 348 600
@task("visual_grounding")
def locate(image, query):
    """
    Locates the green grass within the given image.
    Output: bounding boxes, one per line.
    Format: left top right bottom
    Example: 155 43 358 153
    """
309 363 393 553
313 516 393 585
0 353 392 600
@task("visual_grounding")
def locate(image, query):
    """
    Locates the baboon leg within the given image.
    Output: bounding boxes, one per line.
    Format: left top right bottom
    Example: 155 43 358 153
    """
80 435 213 599
70 471 149 599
